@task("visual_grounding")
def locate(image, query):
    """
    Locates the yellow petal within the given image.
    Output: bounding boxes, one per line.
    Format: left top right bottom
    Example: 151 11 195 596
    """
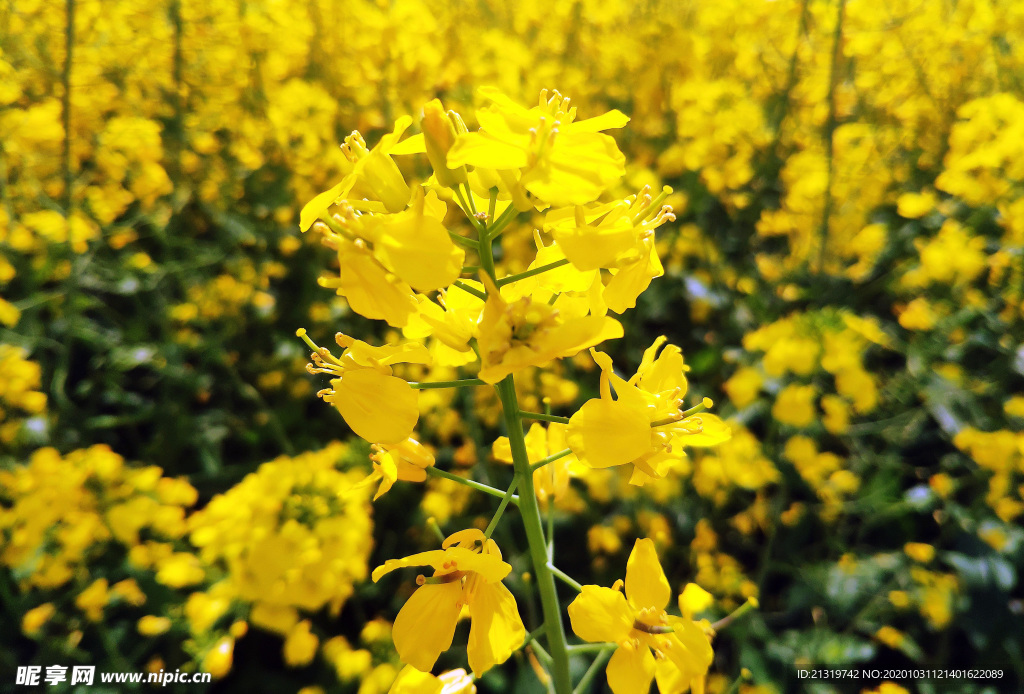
606 643 655 694
568 110 630 133
467 581 526 676
567 586 633 644
668 617 714 671
330 244 417 327
392 582 462 672
522 132 625 207
299 178 353 232
388 665 442 694
637 339 688 395
678 583 714 619
551 211 637 272
448 131 529 170
332 371 418 444
625 539 670 611
604 248 663 314
674 414 731 447
373 453 399 501
389 133 426 155
374 191 465 292
372 549 448 583
568 399 650 469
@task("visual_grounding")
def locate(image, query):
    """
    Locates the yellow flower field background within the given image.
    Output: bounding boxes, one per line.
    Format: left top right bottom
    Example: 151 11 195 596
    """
2 1 1022 693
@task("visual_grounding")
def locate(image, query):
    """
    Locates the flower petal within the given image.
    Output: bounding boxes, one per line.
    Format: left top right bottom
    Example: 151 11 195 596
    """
567 585 634 644
372 550 449 583
388 665 443 694
392 582 462 672
625 539 671 611
467 581 526 676
606 643 655 694
332 371 418 444
568 399 650 469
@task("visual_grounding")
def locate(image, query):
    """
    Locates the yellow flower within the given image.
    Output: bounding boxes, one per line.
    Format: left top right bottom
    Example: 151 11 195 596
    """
284 620 319 667
155 552 205 588
317 232 419 328
202 636 235 679
300 116 416 231
420 99 468 189
363 437 436 500
875 626 905 649
568 340 730 485
492 422 577 505
372 529 525 676
137 615 172 636
403 281 485 365
75 578 110 622
300 330 429 444
771 384 816 428
367 189 465 293
723 367 763 409
476 275 622 384
567 539 713 694
388 666 476 694
903 542 935 563
448 88 628 209
543 186 675 273
22 603 55 636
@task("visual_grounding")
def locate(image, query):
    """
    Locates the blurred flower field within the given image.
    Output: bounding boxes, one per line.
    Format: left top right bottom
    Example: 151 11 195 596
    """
1 0 1023 693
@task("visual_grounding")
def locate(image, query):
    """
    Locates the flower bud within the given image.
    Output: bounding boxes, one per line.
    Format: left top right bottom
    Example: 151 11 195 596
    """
422 99 467 187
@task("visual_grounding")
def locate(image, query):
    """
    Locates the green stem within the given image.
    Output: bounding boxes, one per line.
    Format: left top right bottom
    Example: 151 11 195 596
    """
711 596 759 631
488 203 518 239
426 516 445 544
484 475 520 540
567 643 614 654
529 639 554 669
546 504 555 561
531 448 572 473
523 623 546 648
449 229 480 250
548 563 582 592
496 377 573 694
452 280 487 301
573 647 614 694
455 185 485 234
487 189 497 224
424 466 517 503
520 412 570 424
497 258 571 287
409 378 485 389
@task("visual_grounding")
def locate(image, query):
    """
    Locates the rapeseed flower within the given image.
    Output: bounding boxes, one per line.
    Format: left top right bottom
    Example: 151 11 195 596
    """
448 88 628 209
299 329 429 444
389 666 476 694
568 340 730 485
568 539 713 694
476 276 622 384
363 437 436 500
372 529 525 676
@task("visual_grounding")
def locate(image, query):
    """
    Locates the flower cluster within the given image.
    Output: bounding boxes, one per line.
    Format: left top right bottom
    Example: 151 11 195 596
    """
293 89 728 693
